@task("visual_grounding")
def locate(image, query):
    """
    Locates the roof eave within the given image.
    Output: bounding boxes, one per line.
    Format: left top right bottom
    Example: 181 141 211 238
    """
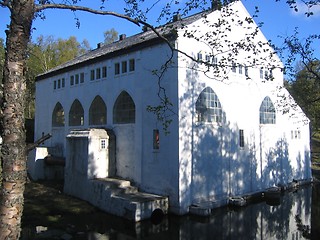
36 32 177 81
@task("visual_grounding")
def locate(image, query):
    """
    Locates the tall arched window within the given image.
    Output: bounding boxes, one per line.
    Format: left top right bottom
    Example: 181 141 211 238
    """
52 102 65 127
196 87 223 123
259 96 276 124
69 99 84 126
89 95 107 125
113 91 135 124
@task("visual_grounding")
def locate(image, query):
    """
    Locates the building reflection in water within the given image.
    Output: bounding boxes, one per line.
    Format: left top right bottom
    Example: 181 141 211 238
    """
87 185 314 240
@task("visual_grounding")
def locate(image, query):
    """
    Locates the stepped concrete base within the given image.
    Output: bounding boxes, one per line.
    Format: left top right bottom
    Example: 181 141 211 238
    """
64 177 168 222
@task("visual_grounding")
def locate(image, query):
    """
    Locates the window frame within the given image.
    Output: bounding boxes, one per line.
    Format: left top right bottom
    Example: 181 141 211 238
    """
90 69 95 81
238 64 243 75
102 66 107 78
259 96 276 124
89 95 107 126
239 129 244 148
121 61 127 74
115 63 120 75
113 91 136 124
96 68 101 79
129 59 135 72
70 75 75 86
75 74 79 84
69 99 84 126
196 87 224 123
260 67 264 79
232 63 236 73
52 102 65 127
80 73 84 83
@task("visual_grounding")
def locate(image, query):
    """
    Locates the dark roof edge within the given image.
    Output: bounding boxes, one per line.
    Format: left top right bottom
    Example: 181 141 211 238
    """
35 36 172 81
35 7 214 82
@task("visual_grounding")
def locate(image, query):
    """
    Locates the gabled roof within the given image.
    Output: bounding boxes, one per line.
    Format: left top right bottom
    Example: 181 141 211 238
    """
36 8 212 81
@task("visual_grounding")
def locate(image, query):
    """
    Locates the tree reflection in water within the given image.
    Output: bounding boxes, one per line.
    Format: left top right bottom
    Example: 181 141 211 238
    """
22 184 318 239
85 185 315 240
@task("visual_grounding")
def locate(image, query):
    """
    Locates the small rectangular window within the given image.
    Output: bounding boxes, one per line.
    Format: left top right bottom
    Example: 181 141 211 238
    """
245 66 249 77
80 73 84 83
102 66 107 78
153 129 160 150
232 63 236 73
100 139 107 149
239 64 243 74
70 75 74 86
115 63 120 75
129 59 135 72
53 80 57 90
260 67 264 79
57 79 61 88
269 69 273 81
212 57 218 65
62 78 65 87
205 54 211 62
239 129 244 148
90 69 95 81
121 61 127 73
75 74 79 84
96 68 101 79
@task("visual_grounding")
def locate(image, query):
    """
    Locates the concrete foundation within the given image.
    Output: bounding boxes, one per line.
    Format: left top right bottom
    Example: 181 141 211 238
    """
64 129 168 221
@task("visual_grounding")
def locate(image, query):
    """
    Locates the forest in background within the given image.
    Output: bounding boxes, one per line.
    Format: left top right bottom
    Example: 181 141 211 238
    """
0 28 118 119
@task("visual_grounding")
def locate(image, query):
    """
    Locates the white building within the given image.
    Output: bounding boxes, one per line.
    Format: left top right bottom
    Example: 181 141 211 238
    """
31 1 311 217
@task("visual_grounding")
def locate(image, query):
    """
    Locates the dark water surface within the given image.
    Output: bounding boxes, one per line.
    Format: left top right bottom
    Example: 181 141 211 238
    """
23 183 320 239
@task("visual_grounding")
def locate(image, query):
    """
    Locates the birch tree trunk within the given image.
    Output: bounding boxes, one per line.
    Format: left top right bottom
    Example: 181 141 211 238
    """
0 0 34 238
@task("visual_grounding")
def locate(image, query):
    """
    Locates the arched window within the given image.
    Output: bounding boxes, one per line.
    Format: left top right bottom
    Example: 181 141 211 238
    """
52 102 65 127
196 87 223 123
89 95 107 125
259 96 276 124
69 99 84 126
113 91 135 124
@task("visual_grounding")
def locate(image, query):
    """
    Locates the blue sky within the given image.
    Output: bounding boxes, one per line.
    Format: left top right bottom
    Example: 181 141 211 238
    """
0 0 319 57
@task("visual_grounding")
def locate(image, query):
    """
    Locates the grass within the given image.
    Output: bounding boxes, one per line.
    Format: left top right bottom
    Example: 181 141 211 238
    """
21 180 133 239
22 180 98 230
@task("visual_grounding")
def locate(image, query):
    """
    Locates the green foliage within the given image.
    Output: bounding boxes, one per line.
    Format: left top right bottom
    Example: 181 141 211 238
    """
147 96 173 135
286 60 320 132
24 35 90 118
104 28 118 44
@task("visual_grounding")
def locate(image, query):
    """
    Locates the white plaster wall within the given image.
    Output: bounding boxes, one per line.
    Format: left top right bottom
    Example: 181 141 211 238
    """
87 129 109 179
175 0 310 212
34 0 311 215
35 41 181 207
133 44 181 208
27 147 48 180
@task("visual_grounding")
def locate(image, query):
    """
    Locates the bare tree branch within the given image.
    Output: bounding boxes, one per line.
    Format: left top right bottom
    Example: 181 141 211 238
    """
0 0 12 9
35 3 141 26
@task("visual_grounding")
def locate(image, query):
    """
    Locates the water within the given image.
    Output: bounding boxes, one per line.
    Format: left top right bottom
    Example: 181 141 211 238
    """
24 184 320 239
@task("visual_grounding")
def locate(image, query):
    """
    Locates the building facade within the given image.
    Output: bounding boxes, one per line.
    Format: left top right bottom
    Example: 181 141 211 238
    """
31 1 311 215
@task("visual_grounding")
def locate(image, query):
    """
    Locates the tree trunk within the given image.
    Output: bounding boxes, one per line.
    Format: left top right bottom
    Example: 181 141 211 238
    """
0 0 34 238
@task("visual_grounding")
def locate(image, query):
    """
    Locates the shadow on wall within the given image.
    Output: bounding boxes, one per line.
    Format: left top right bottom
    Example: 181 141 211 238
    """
178 61 310 206
262 139 292 188
25 118 34 143
189 106 309 205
